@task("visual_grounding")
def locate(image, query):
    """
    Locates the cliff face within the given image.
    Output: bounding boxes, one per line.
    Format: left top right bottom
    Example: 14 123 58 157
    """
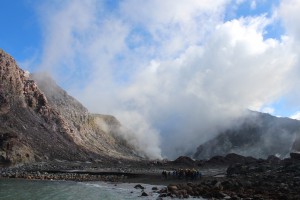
0 49 138 166
32 73 137 159
194 111 300 159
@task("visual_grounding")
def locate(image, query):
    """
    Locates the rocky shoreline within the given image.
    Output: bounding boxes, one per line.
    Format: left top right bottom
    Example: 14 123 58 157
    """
1 153 300 199
0 171 129 182
155 154 300 199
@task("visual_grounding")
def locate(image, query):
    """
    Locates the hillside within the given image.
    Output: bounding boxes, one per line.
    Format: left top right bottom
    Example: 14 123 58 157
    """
194 111 300 159
0 49 139 166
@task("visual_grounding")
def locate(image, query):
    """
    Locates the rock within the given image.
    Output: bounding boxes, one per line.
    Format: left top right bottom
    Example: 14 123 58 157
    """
158 193 167 197
141 192 148 196
167 185 178 191
172 156 196 166
267 155 281 164
134 184 145 189
227 164 245 176
152 187 158 190
0 49 139 166
290 152 300 160
213 181 223 190
225 153 247 164
213 191 226 198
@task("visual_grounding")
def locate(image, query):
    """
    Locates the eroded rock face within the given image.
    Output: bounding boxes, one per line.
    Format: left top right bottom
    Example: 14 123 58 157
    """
0 49 41 164
31 73 137 159
0 49 138 166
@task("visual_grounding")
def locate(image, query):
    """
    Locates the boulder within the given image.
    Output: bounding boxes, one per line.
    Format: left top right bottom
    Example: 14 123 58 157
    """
134 184 145 189
141 192 148 196
167 185 178 191
152 187 158 190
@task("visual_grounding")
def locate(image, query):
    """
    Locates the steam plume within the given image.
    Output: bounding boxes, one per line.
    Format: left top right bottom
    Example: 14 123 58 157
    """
34 0 300 159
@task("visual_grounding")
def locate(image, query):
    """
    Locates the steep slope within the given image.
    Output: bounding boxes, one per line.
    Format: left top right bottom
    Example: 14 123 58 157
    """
0 49 138 166
194 111 300 159
31 73 137 159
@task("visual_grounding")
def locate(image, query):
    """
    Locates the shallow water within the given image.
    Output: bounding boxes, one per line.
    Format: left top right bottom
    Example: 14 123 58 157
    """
0 179 204 200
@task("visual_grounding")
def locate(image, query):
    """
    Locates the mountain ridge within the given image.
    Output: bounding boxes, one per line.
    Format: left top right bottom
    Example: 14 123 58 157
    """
0 49 139 166
194 111 300 159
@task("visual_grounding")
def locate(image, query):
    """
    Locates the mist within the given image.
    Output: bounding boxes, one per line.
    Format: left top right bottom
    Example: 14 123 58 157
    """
31 0 300 159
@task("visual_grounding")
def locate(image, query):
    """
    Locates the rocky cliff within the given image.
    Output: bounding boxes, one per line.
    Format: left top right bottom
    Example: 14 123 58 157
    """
194 111 300 159
0 49 138 166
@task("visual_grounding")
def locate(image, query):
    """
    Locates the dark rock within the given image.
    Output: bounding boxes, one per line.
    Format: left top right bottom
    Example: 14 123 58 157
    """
212 191 226 199
152 187 158 190
227 164 244 176
213 181 223 190
134 184 145 189
290 152 300 160
207 155 226 165
141 192 148 196
158 193 167 197
172 156 195 166
225 153 247 164
267 155 281 163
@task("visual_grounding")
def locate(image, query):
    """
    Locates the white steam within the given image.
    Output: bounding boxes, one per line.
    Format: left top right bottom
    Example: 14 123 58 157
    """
34 0 300 159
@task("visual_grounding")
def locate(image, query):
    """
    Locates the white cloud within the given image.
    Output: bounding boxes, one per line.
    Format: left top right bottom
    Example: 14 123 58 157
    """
279 0 300 39
119 0 228 58
37 0 98 81
116 16 295 157
290 112 300 120
278 0 300 107
261 107 275 114
250 1 257 10
35 0 300 159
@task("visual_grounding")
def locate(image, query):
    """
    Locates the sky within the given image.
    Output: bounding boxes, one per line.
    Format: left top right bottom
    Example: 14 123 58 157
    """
1 0 300 159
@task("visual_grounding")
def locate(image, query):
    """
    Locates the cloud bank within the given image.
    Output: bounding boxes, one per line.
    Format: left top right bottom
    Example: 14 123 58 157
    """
35 0 300 159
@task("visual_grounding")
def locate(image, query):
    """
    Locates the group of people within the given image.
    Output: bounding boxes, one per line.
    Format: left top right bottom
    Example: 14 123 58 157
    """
161 168 202 180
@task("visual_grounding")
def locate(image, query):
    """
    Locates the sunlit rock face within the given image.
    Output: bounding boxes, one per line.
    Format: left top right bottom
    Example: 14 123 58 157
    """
0 49 139 166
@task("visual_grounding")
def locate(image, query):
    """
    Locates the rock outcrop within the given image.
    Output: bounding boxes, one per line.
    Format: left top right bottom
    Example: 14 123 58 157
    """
0 49 138 166
194 111 300 159
31 73 137 159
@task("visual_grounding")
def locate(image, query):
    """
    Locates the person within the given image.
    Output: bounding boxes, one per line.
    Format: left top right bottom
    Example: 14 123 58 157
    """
197 170 202 179
161 170 167 179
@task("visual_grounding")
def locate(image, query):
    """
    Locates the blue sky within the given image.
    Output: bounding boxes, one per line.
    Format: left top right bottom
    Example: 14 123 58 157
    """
1 0 300 158
0 1 41 62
